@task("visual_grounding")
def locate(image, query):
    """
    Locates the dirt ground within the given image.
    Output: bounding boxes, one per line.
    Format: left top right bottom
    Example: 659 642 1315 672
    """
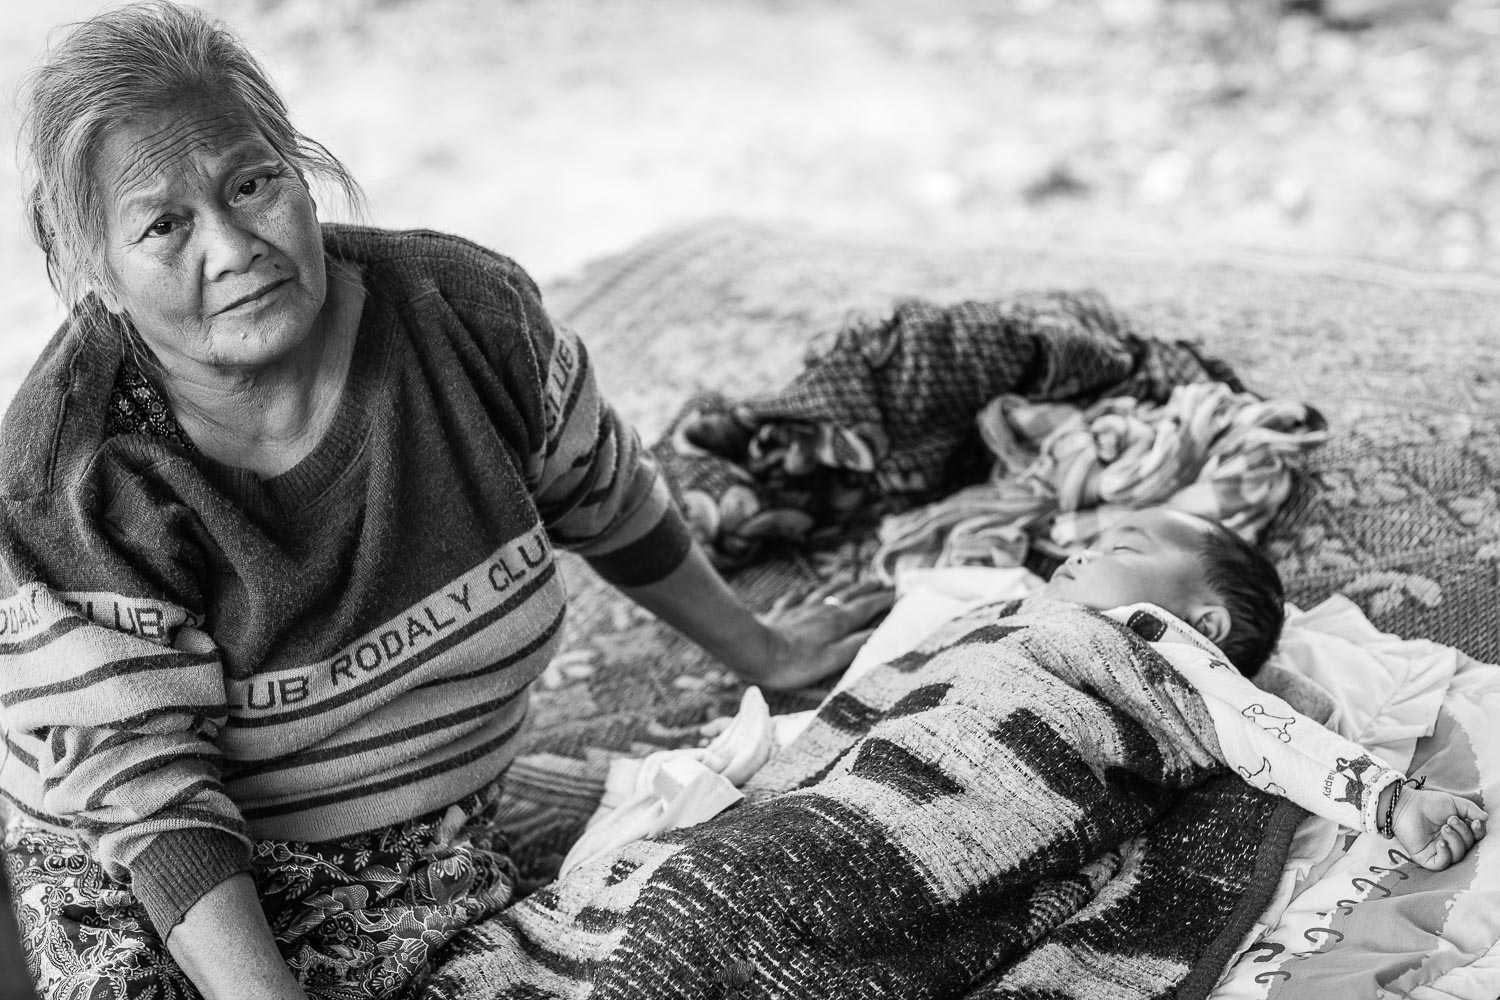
2 0 1497 412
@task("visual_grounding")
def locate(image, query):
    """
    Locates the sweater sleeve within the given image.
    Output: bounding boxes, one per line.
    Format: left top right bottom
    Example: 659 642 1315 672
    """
412 232 693 586
0 501 251 934
527 320 691 586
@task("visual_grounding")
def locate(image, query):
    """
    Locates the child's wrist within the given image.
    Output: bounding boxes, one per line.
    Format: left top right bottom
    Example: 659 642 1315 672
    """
1378 775 1427 840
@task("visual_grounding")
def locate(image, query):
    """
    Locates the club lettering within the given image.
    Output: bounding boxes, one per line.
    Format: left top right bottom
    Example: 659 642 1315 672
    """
489 557 524 592
238 676 311 711
0 595 42 635
448 583 473 613
60 599 168 642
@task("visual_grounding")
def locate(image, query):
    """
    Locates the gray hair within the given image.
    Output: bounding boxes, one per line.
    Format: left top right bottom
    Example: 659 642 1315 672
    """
16 0 365 319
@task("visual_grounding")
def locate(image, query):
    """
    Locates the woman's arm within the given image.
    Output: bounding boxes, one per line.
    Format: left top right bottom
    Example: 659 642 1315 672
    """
615 542 891 690
513 314 891 688
166 872 306 1000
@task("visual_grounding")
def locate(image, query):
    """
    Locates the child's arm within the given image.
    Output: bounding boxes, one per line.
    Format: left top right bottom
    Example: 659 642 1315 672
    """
1155 638 1487 870
1385 781 1488 871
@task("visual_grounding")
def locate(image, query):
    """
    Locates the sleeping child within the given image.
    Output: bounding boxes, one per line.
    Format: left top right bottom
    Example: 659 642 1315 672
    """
567 505 1486 875
1033 505 1484 870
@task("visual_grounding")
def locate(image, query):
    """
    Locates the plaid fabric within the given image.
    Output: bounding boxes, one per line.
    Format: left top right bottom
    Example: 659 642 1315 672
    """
428 602 1299 1000
660 291 1238 569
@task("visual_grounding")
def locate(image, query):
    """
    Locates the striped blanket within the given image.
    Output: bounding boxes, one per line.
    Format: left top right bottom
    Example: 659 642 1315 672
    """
427 601 1302 999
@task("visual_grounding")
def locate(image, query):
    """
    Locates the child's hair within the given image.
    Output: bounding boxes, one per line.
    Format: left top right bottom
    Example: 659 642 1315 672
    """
1189 520 1285 676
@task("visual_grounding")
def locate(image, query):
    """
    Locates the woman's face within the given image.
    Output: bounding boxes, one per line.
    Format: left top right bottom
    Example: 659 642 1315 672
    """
93 101 328 374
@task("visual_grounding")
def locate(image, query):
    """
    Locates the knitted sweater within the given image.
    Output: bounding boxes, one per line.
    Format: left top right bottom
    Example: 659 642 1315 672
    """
0 225 691 934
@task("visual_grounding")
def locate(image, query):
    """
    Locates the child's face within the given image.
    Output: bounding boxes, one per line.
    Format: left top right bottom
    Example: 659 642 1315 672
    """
1041 508 1217 621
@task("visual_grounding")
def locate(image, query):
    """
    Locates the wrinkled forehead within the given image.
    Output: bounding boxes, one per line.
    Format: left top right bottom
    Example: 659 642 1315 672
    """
93 97 275 208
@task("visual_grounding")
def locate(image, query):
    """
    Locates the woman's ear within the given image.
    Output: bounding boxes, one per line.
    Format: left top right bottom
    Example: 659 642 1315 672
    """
1190 604 1231 646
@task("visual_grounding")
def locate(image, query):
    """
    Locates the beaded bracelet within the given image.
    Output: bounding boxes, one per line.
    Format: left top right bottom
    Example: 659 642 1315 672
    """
1381 778 1402 839
1382 775 1428 839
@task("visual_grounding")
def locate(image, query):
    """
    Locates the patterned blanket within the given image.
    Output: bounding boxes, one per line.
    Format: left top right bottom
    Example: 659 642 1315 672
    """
429 602 1302 999
664 290 1237 568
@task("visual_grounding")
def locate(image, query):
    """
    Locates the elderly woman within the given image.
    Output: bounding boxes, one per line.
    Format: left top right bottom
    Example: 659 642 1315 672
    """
0 3 888 998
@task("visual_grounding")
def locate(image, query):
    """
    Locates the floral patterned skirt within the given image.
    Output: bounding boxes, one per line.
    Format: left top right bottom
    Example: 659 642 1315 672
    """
2 783 518 1000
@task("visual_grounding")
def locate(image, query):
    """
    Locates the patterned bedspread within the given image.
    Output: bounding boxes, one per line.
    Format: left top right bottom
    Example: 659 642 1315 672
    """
430 602 1302 999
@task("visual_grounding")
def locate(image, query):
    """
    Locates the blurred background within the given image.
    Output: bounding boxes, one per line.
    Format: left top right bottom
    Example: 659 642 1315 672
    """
2 0 1498 411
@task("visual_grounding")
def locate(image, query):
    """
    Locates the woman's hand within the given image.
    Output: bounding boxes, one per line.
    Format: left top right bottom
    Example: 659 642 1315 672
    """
1391 784 1487 871
614 542 892 693
752 578 894 691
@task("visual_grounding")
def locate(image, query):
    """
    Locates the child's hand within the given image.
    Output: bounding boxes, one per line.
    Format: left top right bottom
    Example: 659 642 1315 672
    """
1392 785 1488 871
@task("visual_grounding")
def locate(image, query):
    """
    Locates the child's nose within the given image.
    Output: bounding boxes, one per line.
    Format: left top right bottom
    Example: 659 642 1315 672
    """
1065 548 1100 567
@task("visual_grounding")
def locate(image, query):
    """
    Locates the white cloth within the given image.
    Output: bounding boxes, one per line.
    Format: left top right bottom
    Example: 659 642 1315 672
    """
558 686 776 878
1266 595 1456 775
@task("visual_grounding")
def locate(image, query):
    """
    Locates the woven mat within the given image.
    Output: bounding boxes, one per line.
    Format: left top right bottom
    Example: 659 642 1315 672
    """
500 220 1500 888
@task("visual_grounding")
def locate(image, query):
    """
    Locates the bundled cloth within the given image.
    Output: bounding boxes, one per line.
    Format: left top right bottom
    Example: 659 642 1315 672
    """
660 290 1244 567
874 381 1328 582
426 602 1300 1000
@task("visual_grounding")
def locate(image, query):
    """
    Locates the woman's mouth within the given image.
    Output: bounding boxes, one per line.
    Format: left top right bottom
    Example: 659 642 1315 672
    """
216 277 291 315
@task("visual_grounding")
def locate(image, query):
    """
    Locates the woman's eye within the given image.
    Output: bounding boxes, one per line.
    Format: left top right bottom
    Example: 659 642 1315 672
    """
144 219 178 238
236 170 282 199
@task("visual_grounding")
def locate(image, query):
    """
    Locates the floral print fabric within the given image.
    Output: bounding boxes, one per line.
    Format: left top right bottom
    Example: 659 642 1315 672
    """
3 783 517 1000
103 360 198 451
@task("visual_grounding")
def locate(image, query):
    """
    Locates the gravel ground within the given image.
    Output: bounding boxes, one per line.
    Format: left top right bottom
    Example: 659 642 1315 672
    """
2 0 1497 409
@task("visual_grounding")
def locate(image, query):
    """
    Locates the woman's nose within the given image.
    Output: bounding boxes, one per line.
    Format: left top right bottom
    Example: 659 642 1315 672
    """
201 211 270 279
